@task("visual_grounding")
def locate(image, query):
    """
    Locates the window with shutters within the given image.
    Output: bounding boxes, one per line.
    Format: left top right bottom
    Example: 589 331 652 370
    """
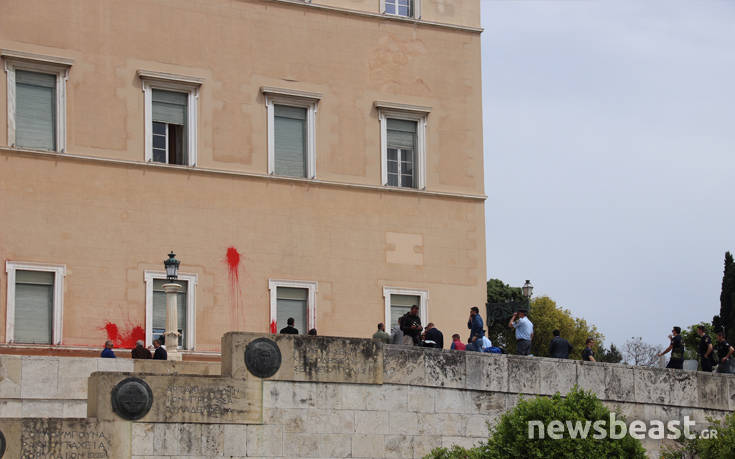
139 71 202 167
383 0 419 18
382 287 428 332
376 103 429 190
4 262 66 345
262 87 321 179
144 271 198 349
2 51 71 153
268 279 317 334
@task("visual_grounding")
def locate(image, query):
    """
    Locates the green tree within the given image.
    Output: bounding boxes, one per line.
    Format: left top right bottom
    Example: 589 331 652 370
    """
528 296 604 360
485 279 526 353
425 386 646 459
713 252 735 340
599 343 623 363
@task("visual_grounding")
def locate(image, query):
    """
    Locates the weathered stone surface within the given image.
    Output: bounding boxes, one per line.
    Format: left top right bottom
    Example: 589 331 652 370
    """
384 346 425 385
20 357 58 399
465 352 508 392
246 424 282 456
425 349 465 388
634 367 670 405
538 359 576 396
406 386 435 413
355 410 390 434
697 372 729 410
88 372 262 424
0 418 130 458
384 434 413 458
0 356 22 399
669 370 698 406
507 356 540 394
222 332 383 384
223 424 247 456
604 364 636 402
352 433 385 458
411 435 443 459
575 361 606 396
133 359 220 376
58 357 98 400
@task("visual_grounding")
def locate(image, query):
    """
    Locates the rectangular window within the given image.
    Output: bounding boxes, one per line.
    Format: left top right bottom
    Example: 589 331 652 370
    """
384 0 413 17
3 50 71 153
14 270 54 344
144 270 198 349
383 287 428 332
377 102 429 190
139 70 201 166
15 70 56 151
151 89 187 165
268 279 317 334
276 287 308 334
5 261 66 345
152 279 188 348
389 294 420 331
386 118 417 188
262 87 320 179
274 105 307 177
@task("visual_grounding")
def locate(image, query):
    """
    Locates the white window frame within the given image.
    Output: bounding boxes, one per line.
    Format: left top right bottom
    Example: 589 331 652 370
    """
138 70 202 167
382 0 421 19
144 270 198 350
2 50 72 153
5 261 66 345
376 101 430 190
268 279 318 332
383 286 428 328
261 87 321 179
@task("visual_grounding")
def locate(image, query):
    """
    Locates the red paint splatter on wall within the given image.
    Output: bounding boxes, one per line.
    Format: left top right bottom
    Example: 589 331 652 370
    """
225 247 242 328
270 320 277 334
102 322 145 349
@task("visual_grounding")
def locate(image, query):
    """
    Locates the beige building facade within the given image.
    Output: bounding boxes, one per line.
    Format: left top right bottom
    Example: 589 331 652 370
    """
0 0 485 354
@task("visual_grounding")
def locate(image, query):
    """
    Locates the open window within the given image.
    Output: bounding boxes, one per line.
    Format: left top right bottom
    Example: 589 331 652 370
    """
268 279 317 334
383 286 428 332
376 101 429 190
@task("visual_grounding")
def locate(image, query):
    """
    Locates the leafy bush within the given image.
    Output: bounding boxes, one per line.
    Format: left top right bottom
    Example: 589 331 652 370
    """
662 412 735 459
425 386 646 459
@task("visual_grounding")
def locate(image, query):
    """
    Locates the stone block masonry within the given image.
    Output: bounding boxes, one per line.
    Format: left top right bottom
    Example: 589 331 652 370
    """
0 333 733 458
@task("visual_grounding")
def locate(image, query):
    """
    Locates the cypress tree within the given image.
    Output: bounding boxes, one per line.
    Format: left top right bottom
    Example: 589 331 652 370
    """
718 252 735 339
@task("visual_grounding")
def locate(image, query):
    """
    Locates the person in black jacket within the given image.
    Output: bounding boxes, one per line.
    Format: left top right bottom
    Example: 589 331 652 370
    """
280 317 299 335
131 340 152 359
549 329 572 359
423 323 444 349
658 326 684 370
399 306 423 345
153 339 168 360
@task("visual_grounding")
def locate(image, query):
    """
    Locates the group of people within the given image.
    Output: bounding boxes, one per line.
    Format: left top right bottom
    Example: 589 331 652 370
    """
279 317 318 336
658 325 734 373
100 338 168 360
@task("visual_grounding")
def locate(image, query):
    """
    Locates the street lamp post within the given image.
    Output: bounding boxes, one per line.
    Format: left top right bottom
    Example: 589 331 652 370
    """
163 251 182 361
521 279 534 308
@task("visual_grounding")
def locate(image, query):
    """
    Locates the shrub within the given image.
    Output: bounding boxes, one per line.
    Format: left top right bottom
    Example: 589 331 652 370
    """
662 412 735 459
425 386 646 459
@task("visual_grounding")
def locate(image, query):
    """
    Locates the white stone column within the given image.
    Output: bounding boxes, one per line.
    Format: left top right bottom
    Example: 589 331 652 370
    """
162 282 183 361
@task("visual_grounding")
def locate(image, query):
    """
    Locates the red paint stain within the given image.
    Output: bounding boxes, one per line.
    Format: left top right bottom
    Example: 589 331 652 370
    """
225 247 242 329
103 322 145 349
270 320 277 334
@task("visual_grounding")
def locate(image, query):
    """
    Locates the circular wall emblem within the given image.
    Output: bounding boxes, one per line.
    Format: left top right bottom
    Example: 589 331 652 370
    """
111 377 153 421
245 337 282 378
0 430 5 458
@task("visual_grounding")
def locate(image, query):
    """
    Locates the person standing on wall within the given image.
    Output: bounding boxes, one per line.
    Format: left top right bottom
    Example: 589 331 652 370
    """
657 326 684 369
696 325 714 372
399 305 423 346
582 338 596 362
100 340 116 358
716 330 734 373
467 307 485 352
152 339 167 360
508 308 533 356
549 329 572 359
131 340 152 359
372 323 391 344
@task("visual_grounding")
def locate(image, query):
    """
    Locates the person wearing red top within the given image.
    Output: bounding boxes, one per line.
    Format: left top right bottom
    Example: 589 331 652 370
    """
450 334 466 351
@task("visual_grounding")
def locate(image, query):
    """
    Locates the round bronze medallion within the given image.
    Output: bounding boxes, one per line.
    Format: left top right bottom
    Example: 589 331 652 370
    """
245 337 282 378
111 377 153 421
0 429 5 458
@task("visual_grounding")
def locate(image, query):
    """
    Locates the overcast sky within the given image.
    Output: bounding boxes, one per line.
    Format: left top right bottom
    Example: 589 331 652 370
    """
481 1 735 350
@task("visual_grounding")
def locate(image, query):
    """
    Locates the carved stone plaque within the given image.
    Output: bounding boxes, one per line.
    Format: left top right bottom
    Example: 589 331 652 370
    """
245 337 282 378
111 377 153 420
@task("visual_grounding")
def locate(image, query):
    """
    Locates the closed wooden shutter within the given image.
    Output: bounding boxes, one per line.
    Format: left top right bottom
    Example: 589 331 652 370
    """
15 70 56 151
14 270 54 344
276 287 307 334
274 105 307 177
